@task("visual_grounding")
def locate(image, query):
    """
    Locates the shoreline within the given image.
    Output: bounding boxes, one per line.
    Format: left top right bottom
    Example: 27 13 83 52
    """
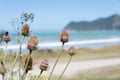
0 44 120 54
0 37 120 52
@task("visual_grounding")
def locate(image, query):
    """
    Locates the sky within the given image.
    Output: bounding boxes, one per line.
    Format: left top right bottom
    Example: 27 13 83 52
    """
0 0 120 33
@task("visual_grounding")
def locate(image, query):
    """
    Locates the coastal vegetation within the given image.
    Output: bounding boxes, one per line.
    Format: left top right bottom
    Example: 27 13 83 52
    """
1 45 120 80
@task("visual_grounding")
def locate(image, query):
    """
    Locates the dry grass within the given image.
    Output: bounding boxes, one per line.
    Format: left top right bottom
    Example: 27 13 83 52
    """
1 45 120 80
62 65 120 80
31 45 120 62
72 45 120 61
2 45 120 64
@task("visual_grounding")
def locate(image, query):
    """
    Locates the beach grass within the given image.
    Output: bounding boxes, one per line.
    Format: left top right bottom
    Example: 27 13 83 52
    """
1 45 120 80
28 45 120 80
31 45 120 61
2 45 120 64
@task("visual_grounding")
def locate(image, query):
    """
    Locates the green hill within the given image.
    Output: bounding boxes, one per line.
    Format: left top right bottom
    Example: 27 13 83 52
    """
64 14 120 31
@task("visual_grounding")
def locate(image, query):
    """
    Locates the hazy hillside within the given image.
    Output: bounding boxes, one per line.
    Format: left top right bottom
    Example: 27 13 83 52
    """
64 14 120 31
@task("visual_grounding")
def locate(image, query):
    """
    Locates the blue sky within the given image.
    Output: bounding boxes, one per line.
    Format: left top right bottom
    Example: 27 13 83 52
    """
0 0 120 33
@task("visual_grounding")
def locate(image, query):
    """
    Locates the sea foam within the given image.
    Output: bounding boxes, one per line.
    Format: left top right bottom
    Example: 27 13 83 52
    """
0 38 120 50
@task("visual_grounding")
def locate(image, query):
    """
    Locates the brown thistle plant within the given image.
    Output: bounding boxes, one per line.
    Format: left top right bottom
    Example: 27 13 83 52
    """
36 59 49 80
60 30 69 45
0 61 7 80
48 30 69 80
22 35 38 79
58 47 76 80
39 59 49 72
27 35 39 53
1 12 77 80
3 31 10 43
3 31 10 64
21 24 30 36
68 47 76 56
24 55 33 74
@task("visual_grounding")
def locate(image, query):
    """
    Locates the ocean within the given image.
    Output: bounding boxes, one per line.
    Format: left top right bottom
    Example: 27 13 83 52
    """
0 31 120 52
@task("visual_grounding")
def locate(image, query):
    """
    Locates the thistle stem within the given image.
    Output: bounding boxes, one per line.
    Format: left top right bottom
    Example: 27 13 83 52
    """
48 43 64 80
10 53 19 80
2 75 4 80
19 36 25 80
58 55 72 80
22 50 32 80
36 70 43 80
3 42 8 64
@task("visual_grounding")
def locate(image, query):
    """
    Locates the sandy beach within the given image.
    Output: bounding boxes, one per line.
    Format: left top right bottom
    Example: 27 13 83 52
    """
1 58 119 80
27 58 120 78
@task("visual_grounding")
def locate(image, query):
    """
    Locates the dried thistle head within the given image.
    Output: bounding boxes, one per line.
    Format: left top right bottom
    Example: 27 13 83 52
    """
60 30 69 44
24 56 33 73
0 65 7 76
22 24 30 36
68 47 76 56
39 59 49 71
3 31 10 43
27 35 38 51
20 12 34 23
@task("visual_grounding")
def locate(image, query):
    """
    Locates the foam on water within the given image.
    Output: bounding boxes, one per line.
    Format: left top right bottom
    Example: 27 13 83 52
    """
0 38 120 50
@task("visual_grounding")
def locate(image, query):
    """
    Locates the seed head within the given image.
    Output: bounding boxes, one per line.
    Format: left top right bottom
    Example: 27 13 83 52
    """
39 59 49 71
68 47 76 56
27 35 38 51
60 30 69 44
21 24 30 36
3 31 10 43
0 65 6 76
24 56 33 73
